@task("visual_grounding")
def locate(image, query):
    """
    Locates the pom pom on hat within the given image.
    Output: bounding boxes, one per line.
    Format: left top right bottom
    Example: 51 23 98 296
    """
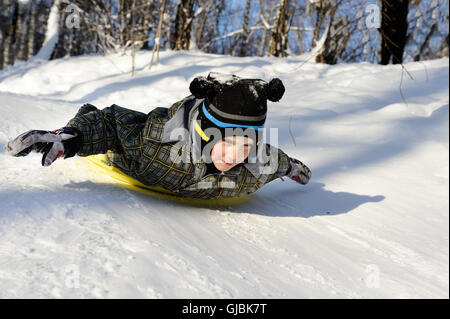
266 78 285 102
189 76 215 99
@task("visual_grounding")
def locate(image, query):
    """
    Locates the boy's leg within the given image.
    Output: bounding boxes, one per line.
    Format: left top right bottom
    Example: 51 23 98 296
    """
74 103 98 117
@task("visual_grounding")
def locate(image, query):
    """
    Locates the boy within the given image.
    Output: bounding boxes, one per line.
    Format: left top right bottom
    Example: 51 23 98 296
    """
5 73 311 200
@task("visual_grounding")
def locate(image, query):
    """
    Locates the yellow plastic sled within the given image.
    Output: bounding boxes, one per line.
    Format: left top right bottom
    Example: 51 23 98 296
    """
84 154 249 206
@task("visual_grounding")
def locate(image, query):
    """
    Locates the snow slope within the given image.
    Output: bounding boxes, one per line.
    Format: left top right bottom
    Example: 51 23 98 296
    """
0 51 448 298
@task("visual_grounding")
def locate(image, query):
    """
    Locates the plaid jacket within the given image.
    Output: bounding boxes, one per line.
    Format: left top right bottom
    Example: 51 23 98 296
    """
67 96 291 199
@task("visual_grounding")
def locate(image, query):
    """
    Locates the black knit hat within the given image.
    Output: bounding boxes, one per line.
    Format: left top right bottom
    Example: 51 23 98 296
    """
189 72 285 163
190 72 285 129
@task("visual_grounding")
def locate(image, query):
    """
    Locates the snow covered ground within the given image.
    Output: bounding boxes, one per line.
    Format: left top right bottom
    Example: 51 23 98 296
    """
0 51 448 298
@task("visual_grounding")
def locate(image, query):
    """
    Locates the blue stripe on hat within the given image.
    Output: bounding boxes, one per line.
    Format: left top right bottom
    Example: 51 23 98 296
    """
202 103 265 130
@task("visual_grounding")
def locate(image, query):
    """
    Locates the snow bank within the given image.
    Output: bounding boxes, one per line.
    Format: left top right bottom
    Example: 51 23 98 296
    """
0 51 448 298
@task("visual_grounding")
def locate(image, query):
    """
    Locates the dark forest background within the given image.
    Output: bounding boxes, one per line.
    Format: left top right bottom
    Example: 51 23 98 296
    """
0 0 448 70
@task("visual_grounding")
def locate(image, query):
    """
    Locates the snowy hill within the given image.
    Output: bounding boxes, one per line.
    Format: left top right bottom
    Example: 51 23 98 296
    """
0 51 448 298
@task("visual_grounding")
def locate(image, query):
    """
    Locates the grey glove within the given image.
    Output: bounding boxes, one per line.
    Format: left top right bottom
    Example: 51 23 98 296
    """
4 127 82 167
287 157 311 185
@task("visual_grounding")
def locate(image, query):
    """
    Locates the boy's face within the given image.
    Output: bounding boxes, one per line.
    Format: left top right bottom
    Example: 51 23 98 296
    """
210 136 255 172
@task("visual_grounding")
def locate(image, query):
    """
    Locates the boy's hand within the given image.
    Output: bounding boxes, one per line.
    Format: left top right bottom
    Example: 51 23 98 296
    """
287 157 311 185
4 127 81 167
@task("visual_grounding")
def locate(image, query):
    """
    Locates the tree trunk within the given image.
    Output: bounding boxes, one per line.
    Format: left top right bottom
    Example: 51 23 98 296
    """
18 0 33 61
4 1 19 66
267 0 291 57
0 30 4 70
442 33 449 57
313 0 324 46
258 0 273 57
414 23 437 61
119 0 131 49
36 0 61 60
239 0 252 57
52 1 68 59
149 0 168 70
379 0 409 65
171 0 195 50
27 0 36 60
196 0 213 50
15 1 26 61
315 1 349 65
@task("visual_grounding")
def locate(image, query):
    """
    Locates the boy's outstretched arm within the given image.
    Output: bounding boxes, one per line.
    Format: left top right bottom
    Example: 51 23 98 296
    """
4 103 134 166
4 127 82 167
261 144 312 186
286 156 312 185
65 104 124 156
